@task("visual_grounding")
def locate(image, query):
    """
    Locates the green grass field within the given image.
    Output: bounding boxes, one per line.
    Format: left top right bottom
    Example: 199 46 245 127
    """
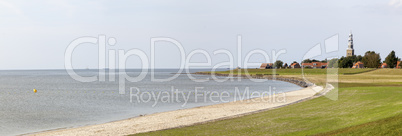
133 69 402 136
314 113 402 136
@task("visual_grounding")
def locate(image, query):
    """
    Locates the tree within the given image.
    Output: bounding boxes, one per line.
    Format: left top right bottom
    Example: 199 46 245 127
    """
337 57 344 68
384 50 398 68
348 55 362 63
399 61 402 68
274 60 284 69
362 51 381 68
328 58 338 68
356 55 363 62
340 57 353 68
302 59 312 63
302 59 323 63
337 56 354 68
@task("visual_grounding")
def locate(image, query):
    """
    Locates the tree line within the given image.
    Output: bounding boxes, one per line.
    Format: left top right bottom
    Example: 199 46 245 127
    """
271 50 401 69
328 50 400 68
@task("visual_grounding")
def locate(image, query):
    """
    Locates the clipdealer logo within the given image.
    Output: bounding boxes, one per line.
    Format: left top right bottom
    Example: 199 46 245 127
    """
64 34 339 103
64 35 286 94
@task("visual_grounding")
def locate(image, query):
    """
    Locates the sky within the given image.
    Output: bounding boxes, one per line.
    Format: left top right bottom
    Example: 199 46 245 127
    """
0 0 402 69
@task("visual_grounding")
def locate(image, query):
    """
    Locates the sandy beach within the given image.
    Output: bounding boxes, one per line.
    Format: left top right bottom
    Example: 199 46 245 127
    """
29 86 323 136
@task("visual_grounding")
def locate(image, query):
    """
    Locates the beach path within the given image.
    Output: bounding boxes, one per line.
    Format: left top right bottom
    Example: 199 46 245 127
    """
30 86 321 136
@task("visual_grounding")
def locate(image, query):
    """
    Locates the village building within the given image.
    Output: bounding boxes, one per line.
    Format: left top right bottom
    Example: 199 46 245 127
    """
301 62 327 69
283 63 288 68
290 63 301 69
346 32 355 57
260 63 273 69
352 61 364 68
381 63 388 68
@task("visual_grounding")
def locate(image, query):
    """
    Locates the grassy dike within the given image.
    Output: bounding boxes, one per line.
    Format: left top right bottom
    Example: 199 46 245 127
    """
133 69 402 136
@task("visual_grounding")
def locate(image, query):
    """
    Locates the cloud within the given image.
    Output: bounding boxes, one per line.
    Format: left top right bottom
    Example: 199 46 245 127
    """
44 0 107 18
45 0 78 17
389 0 402 7
0 0 23 15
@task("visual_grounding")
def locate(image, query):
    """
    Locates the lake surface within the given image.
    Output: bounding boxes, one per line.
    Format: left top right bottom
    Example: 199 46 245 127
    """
0 69 302 136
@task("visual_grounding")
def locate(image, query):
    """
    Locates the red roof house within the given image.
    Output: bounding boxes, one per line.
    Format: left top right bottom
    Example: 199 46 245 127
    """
352 61 364 68
301 62 328 69
260 63 273 69
381 63 388 68
290 63 301 69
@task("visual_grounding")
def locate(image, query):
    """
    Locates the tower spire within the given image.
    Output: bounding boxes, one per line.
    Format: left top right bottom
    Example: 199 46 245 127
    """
346 32 355 57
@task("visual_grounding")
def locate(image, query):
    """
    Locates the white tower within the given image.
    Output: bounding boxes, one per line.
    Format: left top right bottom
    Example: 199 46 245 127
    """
346 32 354 57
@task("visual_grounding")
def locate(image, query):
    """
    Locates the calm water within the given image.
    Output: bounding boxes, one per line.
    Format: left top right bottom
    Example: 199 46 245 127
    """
0 69 302 136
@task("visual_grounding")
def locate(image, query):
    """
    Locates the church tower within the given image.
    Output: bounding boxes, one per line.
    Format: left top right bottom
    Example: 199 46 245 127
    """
346 33 354 57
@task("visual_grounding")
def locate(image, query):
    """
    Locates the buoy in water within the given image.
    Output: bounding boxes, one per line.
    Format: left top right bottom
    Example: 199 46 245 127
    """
33 89 37 93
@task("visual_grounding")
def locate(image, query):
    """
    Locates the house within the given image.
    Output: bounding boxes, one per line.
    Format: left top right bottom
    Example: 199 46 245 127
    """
397 61 401 69
301 62 328 69
381 63 388 68
283 63 288 68
290 63 301 69
260 63 273 69
352 61 364 68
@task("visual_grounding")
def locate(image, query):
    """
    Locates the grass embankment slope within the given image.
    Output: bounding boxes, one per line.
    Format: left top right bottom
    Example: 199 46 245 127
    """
134 69 402 136
204 68 373 75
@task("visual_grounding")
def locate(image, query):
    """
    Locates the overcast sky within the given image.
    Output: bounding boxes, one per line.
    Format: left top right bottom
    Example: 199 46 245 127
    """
1 0 401 69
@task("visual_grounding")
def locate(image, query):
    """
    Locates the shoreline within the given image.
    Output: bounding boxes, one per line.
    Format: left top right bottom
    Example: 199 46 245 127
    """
29 88 324 136
29 73 326 136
